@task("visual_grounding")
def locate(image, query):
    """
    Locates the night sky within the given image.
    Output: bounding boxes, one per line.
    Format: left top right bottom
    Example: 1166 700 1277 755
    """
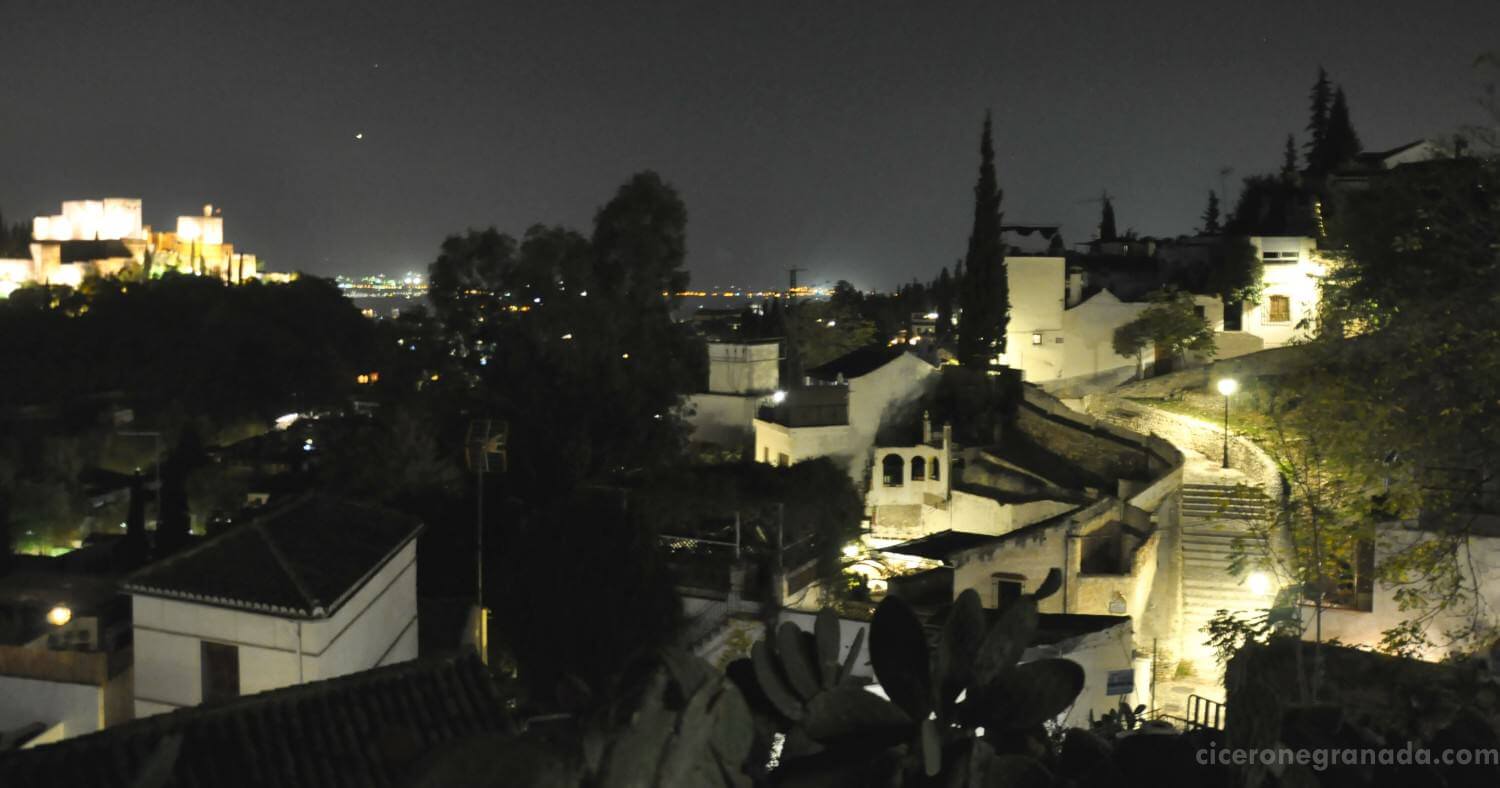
3 1 1495 290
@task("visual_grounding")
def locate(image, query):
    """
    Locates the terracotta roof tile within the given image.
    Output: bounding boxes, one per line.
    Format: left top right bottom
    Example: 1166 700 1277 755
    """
123 495 421 618
0 653 507 788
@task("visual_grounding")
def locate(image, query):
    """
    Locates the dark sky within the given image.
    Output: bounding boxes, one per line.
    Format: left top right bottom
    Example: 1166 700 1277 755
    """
3 2 1495 290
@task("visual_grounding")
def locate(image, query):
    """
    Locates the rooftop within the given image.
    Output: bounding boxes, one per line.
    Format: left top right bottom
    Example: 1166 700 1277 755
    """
0 653 508 788
806 346 914 381
881 506 1087 562
123 494 422 618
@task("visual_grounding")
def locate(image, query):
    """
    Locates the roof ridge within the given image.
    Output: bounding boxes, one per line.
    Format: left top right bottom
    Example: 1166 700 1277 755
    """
121 494 316 589
0 652 492 760
252 519 323 616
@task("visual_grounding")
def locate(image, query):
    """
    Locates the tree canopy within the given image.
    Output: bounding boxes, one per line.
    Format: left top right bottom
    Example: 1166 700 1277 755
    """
1271 153 1500 652
1111 289 1216 365
425 172 706 501
956 113 1009 368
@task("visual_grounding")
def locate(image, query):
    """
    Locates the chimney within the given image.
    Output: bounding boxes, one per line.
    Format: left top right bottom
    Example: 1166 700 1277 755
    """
1066 267 1084 308
922 410 932 444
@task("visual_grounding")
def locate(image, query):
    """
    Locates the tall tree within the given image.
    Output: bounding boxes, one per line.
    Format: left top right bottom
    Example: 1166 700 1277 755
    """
1304 67 1332 170
955 113 1008 369
1286 156 1500 652
1098 194 1118 241
934 265 954 341
1323 86 1363 170
1281 134 1300 181
426 172 705 502
156 448 194 555
1201 190 1222 234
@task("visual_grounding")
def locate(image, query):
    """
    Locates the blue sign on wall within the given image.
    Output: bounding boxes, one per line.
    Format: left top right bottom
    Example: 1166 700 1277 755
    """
1105 669 1134 696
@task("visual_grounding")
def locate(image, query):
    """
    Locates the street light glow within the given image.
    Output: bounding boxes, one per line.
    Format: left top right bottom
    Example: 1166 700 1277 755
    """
1217 378 1239 397
1248 572 1272 596
47 605 72 627
771 390 787 404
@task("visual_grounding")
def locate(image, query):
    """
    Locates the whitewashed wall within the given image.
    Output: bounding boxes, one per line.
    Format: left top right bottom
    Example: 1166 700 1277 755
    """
0 674 101 739
132 540 418 717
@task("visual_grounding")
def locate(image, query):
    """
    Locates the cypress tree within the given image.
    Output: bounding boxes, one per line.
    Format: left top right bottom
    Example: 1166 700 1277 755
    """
1282 134 1299 181
1098 194 1118 242
935 265 954 340
956 113 1008 369
1305 67 1332 171
1201 191 1221 235
1324 87 1363 170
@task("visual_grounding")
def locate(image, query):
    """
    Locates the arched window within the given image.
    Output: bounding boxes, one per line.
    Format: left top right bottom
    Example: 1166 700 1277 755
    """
930 456 941 481
911 456 926 481
881 454 904 487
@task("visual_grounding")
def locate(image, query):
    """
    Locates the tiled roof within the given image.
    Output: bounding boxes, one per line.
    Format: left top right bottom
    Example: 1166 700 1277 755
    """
807 346 917 381
0 653 510 788
123 495 422 618
882 507 1087 561
880 530 1008 560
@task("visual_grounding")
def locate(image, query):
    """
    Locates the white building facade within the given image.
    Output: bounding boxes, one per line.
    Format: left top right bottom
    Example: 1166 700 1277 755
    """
125 497 421 718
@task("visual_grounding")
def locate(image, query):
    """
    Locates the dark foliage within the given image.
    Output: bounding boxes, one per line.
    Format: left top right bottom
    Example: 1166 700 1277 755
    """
0 274 375 423
491 489 682 707
1098 194 1118 242
1201 190 1221 235
956 113 1009 368
426 173 707 503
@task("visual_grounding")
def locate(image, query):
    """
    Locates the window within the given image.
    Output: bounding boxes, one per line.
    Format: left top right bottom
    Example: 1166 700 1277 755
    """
201 641 239 704
1266 295 1291 323
930 456 940 481
881 454 904 487
910 456 926 481
993 574 1024 607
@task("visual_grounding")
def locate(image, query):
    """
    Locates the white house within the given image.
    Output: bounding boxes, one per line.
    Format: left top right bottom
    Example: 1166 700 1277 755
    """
999 256 1152 393
124 495 422 718
753 348 937 482
0 573 134 746
1189 236 1328 359
1300 516 1500 661
685 338 781 449
866 416 1086 544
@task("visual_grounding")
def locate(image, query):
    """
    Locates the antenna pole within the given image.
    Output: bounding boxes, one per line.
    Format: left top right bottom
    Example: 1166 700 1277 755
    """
476 463 487 665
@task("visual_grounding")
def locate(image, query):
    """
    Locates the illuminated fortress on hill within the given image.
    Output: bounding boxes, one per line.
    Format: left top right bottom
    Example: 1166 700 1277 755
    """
0 198 283 297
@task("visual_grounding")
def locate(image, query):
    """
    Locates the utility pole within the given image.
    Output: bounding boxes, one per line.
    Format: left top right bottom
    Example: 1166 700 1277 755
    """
786 267 805 299
464 420 507 666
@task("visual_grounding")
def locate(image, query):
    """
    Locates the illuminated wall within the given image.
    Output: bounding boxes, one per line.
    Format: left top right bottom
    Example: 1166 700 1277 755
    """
33 198 144 242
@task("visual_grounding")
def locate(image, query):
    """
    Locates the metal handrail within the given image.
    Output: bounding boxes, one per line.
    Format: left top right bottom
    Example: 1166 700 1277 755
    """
1185 694 1225 731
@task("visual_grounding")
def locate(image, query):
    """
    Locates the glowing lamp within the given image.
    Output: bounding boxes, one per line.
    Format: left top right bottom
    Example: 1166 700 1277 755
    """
771 390 787 405
1216 378 1239 397
47 605 72 627
1247 572 1272 596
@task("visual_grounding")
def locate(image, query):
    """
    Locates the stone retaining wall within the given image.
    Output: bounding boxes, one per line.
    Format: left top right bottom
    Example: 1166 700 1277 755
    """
1082 394 1283 500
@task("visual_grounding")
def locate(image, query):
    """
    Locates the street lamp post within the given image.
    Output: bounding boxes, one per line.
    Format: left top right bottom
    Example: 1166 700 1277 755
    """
1217 377 1239 469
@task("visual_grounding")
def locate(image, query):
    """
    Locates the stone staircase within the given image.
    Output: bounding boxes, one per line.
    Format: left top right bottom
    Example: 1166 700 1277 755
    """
1178 483 1278 684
